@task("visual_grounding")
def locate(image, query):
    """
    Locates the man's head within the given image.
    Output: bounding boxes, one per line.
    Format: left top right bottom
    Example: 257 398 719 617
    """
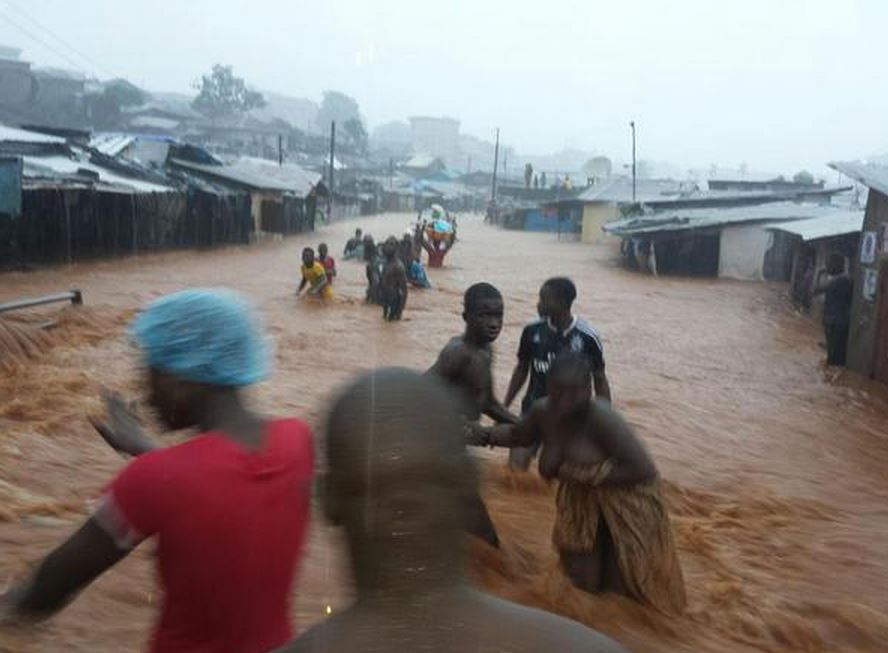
382 236 399 259
538 277 577 319
362 235 376 261
318 243 328 259
355 228 363 238
324 369 475 585
132 289 268 430
547 353 592 419
827 252 845 275
302 247 316 267
463 282 504 344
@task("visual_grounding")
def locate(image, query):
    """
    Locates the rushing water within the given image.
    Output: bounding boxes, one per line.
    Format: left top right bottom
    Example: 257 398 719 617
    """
1 213 887 653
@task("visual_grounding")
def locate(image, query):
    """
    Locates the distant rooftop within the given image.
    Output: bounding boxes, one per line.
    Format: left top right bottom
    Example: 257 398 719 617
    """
33 66 87 82
603 202 855 236
170 157 320 196
768 210 864 242
0 124 66 145
578 177 696 204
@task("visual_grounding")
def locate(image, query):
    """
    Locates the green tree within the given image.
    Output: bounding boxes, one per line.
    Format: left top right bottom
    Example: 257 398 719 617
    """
793 170 815 185
192 64 265 121
85 79 147 129
316 91 361 133
343 117 368 154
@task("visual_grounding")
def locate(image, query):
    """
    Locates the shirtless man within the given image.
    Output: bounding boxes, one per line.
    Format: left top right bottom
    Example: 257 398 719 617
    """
428 282 518 546
488 354 686 614
504 277 611 470
273 368 628 653
380 237 408 321
429 282 517 426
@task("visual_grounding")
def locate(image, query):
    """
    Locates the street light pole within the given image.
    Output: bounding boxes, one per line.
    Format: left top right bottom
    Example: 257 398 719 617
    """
630 120 637 203
491 127 500 204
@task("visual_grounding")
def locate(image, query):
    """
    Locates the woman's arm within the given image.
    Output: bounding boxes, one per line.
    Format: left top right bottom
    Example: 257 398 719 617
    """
486 404 542 448
1 518 129 623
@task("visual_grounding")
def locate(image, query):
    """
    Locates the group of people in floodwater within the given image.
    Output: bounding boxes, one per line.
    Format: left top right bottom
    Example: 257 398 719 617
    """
0 220 685 653
302 205 458 322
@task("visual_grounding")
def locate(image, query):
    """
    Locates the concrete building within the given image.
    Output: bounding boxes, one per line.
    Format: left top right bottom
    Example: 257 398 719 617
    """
604 202 860 280
829 161 888 383
0 46 33 108
408 116 460 163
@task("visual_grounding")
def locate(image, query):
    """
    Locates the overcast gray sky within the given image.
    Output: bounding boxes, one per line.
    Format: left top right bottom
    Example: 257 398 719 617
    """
1 0 885 174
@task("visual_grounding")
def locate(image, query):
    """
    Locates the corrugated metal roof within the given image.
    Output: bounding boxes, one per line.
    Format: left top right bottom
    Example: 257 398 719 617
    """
577 177 695 203
767 210 864 241
171 157 321 195
89 133 135 157
23 153 173 193
603 202 845 236
0 124 66 145
828 161 888 197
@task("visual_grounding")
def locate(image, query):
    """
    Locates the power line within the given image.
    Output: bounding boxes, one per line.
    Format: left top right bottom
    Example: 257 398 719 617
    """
3 0 119 79
0 7 90 76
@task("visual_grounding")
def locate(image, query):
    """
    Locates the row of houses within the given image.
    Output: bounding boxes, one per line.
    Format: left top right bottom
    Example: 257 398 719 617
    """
488 160 888 385
0 124 325 267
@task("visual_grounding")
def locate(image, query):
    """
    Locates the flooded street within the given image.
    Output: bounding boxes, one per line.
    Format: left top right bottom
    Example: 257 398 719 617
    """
2 212 888 653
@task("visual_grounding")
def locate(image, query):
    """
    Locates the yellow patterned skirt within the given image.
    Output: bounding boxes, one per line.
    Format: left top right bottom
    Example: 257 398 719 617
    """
553 477 687 615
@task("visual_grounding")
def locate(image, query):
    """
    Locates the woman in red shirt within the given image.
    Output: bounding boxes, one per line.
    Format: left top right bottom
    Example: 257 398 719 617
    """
1 289 314 653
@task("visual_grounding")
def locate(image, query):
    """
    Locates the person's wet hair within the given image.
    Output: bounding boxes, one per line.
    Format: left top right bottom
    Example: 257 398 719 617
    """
326 368 473 504
303 247 315 257
543 277 577 306
464 282 502 314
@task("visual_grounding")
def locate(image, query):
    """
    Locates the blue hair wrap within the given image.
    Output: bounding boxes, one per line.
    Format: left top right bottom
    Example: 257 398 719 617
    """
131 288 269 387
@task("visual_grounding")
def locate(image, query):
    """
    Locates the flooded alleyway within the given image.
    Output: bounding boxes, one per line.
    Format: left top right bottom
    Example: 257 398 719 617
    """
2 213 887 652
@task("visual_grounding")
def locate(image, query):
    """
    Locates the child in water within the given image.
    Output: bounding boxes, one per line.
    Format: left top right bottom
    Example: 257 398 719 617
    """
317 243 337 286
428 282 519 547
298 247 332 299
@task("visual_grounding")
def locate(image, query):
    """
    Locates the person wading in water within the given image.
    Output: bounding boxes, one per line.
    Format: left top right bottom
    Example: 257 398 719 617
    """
1 289 315 653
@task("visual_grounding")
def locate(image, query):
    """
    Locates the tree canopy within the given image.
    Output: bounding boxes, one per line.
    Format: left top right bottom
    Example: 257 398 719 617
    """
342 117 368 153
316 91 361 133
793 170 815 185
192 64 266 120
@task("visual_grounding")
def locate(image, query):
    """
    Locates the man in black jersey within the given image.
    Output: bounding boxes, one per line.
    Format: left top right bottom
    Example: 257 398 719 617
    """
504 277 611 470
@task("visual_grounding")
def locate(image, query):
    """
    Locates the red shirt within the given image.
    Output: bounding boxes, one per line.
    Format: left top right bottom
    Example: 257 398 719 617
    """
426 246 447 268
320 256 336 283
98 419 314 653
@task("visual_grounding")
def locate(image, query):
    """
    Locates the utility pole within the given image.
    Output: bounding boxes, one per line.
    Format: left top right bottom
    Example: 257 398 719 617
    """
278 134 283 166
389 157 394 189
491 128 500 204
630 120 637 203
328 121 336 220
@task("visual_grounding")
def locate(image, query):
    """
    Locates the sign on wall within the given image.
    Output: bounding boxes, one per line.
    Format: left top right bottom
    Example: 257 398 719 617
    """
863 268 879 302
861 231 878 264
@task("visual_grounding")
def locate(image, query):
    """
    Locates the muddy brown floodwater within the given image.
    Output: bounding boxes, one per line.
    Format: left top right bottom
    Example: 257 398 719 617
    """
2 212 888 653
